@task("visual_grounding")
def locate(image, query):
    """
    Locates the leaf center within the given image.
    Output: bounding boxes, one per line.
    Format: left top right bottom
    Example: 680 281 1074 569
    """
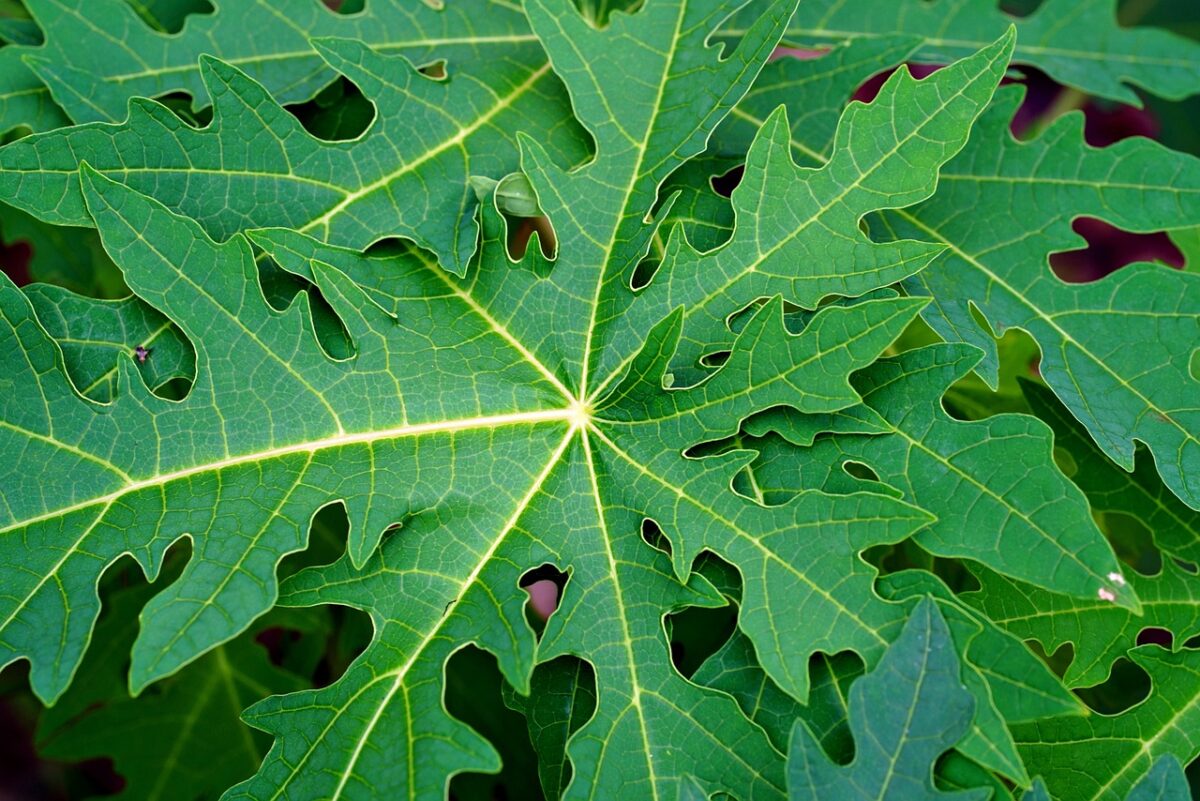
568 398 593 432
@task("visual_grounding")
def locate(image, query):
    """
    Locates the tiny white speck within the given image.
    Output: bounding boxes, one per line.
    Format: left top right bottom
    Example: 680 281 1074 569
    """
1098 588 1116 602
1107 572 1127 586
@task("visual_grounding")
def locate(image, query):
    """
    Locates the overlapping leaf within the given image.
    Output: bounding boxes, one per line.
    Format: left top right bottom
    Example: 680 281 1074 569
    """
786 598 987 801
879 570 1084 785
216 225 934 800
698 567 1082 786
963 562 1200 689
720 0 1200 105
1023 756 1193 801
694 630 859 756
891 91 1200 510
596 30 1013 386
739 344 1134 604
1013 645 1200 801
230 427 791 800
0 0 557 133
594 294 941 702
699 47 1200 511
1022 378 1200 563
501 657 597 801
35 580 320 801
0 15 587 273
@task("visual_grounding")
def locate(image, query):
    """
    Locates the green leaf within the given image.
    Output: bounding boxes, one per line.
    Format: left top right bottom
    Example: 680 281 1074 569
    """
1021 378 1200 564
0 17 40 47
594 293 937 701
940 329 1042 421
694 551 1075 787
0 47 71 134
443 646 548 801
715 34 923 168
228 416 787 800
35 580 316 801
648 34 924 256
1022 755 1193 801
938 753 1017 800
877 572 1082 727
700 568 1076 787
891 90 1200 510
209 234 928 797
880 570 1087 786
962 561 1200 689
653 156 738 254
596 30 1013 384
711 62 1200 511
23 283 192 402
0 3 944 796
728 0 1200 105
1013 645 1200 801
0 0 556 131
0 167 576 701
694 631 859 758
517 0 797 393
1171 227 1200 272
786 598 988 801
501 658 597 801
738 343 1135 606
9 3 1198 798
0 15 587 274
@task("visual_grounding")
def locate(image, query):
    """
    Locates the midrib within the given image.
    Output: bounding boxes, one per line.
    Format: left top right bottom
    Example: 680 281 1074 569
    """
1 407 573 536
105 34 542 85
577 3 685 400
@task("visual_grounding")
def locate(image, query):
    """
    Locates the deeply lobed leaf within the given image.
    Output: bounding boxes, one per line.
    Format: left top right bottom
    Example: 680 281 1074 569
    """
3 1 1199 799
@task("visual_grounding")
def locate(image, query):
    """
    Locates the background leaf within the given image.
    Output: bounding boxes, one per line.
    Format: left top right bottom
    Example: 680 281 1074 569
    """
786 598 988 801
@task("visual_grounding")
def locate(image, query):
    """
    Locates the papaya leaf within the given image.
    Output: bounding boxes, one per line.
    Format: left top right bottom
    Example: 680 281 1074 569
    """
891 90 1200 511
0 0 556 133
734 343 1135 606
721 0 1200 105
1021 378 1200 563
597 30 1013 385
1013 646 1200 801
1021 755 1193 801
7 3 1200 799
501 657 597 801
0 8 588 274
963 561 1200 690
0 3 946 796
703 57 1200 512
35 579 319 801
786 598 988 801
